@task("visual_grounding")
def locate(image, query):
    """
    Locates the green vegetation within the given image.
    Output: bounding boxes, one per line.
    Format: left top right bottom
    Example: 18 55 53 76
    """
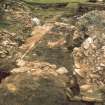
25 0 87 11
25 0 87 3
0 21 10 29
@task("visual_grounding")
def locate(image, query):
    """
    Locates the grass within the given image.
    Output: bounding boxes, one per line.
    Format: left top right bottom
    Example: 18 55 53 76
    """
24 0 87 10
25 0 87 12
24 0 87 21
25 0 87 3
0 21 10 29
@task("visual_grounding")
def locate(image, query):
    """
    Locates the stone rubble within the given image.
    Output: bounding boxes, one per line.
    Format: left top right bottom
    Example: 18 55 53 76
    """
0 30 17 58
11 60 57 74
0 0 36 70
73 10 105 87
66 10 105 100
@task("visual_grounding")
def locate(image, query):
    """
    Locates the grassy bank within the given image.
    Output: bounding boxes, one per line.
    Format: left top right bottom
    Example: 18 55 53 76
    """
24 0 87 10
25 0 87 3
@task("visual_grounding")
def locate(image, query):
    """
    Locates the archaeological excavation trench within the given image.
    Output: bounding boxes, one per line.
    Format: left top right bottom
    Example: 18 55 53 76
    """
0 0 105 105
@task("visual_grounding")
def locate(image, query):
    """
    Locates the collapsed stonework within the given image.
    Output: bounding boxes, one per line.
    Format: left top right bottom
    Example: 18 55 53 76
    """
0 0 35 70
0 30 18 70
66 10 105 101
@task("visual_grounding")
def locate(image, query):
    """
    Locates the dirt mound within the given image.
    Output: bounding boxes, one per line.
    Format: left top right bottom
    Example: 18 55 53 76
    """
0 61 69 105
